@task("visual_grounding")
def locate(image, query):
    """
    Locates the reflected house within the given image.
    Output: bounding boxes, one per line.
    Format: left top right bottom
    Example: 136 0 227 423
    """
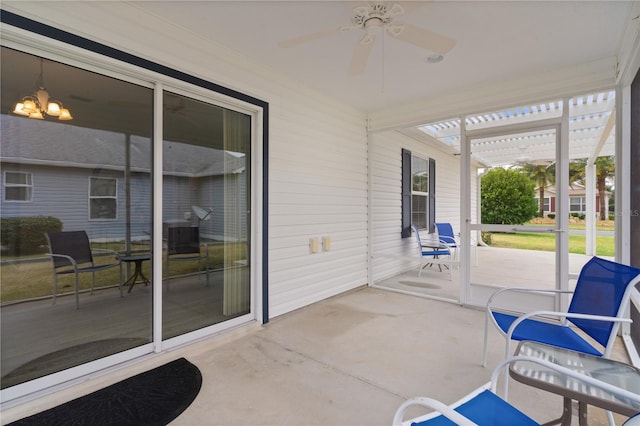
0 114 247 244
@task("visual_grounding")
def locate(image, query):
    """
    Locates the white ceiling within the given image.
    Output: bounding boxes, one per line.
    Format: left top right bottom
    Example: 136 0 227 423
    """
131 0 634 112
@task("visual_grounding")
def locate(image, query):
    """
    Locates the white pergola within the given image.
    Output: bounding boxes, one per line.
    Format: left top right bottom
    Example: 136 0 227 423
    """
415 89 617 256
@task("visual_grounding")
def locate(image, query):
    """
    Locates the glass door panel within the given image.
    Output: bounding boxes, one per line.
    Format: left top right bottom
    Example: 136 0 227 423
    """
161 92 251 340
0 47 154 389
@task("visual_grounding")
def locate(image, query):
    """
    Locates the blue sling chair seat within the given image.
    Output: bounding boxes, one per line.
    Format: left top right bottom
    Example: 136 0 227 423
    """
411 225 451 280
392 356 640 426
483 256 640 367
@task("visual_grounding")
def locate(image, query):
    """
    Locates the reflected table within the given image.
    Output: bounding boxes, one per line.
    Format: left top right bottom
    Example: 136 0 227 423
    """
510 341 640 426
118 253 151 293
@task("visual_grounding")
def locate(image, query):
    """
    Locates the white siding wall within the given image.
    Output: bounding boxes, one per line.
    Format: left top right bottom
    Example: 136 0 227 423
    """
370 130 476 282
4 2 369 319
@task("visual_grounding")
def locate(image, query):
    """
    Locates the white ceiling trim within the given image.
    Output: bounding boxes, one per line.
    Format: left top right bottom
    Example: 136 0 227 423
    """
367 56 617 133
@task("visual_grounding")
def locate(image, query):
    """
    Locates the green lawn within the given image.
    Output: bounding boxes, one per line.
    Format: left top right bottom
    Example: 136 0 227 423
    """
488 232 614 257
0 242 247 303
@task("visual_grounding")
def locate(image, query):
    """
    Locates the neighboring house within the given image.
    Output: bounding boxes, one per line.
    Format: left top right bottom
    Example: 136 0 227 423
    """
1 115 247 243
535 184 610 218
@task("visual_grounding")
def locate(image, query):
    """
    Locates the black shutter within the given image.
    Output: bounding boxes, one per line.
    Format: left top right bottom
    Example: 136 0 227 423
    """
401 149 412 238
428 158 436 233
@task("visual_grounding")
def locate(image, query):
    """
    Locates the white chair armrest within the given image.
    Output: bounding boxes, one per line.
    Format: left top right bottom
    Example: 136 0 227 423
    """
506 310 632 340
486 287 573 314
487 287 573 305
392 396 478 426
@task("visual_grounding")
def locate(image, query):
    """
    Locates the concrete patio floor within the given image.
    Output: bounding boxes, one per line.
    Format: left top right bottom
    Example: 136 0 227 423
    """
1 286 631 425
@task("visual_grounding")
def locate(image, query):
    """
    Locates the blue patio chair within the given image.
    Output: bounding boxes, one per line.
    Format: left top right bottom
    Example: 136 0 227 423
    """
45 230 122 309
434 222 458 254
435 222 478 266
411 225 451 279
392 355 640 426
482 256 640 367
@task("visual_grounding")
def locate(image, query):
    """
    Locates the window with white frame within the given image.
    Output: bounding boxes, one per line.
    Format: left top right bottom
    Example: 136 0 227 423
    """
537 196 551 212
4 171 33 202
89 177 117 220
570 196 586 213
411 156 429 230
401 149 435 237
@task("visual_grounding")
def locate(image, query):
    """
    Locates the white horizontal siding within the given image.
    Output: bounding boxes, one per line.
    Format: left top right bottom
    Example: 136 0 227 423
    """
269 96 368 317
370 130 477 283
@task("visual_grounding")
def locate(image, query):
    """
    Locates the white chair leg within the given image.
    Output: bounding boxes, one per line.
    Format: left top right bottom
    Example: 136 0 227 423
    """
482 314 489 367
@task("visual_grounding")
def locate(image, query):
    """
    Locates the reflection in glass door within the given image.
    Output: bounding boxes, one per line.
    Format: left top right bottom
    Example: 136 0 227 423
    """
0 47 154 390
161 92 251 340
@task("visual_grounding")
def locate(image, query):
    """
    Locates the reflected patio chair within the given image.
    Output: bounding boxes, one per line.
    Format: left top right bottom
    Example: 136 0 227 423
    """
482 256 640 367
393 355 640 426
166 226 209 287
411 225 451 280
45 230 121 309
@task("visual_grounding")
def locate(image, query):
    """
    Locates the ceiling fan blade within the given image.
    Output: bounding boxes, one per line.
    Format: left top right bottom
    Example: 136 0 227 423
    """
395 1 430 15
389 22 456 54
278 26 344 48
348 37 375 76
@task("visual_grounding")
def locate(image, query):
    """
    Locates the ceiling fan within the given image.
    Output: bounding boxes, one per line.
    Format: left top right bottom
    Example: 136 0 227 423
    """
278 2 456 76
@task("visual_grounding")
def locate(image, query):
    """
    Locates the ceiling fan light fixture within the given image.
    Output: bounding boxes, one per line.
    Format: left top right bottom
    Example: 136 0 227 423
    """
426 54 444 64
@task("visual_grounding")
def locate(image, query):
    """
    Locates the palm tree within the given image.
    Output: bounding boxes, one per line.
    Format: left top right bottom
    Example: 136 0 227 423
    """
568 157 614 220
521 161 555 218
595 156 615 220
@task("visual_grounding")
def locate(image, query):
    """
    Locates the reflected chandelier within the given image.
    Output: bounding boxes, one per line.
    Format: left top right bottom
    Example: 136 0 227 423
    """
13 58 72 121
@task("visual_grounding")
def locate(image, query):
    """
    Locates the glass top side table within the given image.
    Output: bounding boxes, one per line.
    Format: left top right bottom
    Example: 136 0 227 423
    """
510 341 640 425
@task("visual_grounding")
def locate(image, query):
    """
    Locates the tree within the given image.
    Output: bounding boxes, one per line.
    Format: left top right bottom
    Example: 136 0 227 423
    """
567 157 615 220
520 161 555 218
594 156 615 220
481 167 538 224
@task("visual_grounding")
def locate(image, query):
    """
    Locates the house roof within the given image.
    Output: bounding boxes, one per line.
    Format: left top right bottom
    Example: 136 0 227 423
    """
0 115 245 177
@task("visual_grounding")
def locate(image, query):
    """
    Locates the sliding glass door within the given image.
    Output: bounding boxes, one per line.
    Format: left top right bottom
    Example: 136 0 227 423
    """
0 45 258 399
161 91 251 340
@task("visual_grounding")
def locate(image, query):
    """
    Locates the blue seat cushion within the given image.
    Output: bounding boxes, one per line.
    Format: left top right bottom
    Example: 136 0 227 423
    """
411 389 538 425
421 250 450 257
492 311 603 356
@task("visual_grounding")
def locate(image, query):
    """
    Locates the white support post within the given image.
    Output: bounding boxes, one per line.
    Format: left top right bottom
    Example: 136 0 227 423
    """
585 164 596 256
